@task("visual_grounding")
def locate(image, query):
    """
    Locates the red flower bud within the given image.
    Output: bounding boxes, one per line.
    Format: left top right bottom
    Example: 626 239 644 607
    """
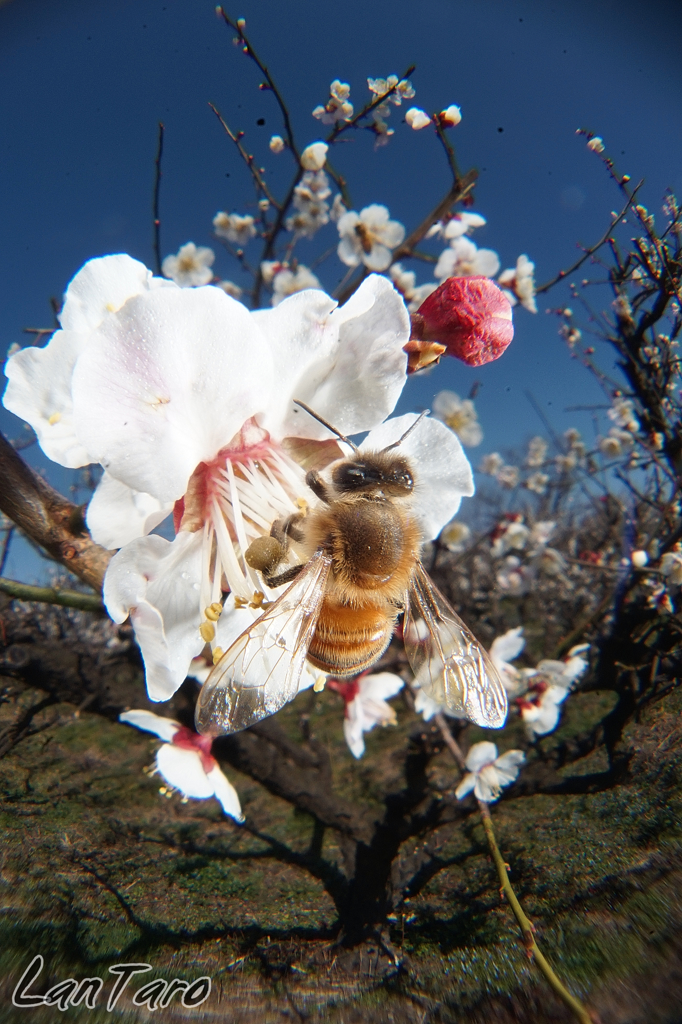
412 276 514 366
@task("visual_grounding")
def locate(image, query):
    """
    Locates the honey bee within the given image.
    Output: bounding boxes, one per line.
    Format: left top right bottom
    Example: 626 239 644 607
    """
195 402 507 737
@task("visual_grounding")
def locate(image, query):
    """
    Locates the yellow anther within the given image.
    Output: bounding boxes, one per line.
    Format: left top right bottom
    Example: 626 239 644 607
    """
234 596 248 609
313 675 326 693
204 602 223 621
296 497 309 514
199 620 216 643
212 646 224 664
48 412 62 425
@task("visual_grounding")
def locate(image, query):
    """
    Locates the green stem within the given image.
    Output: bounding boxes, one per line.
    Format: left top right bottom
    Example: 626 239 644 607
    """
0 577 104 613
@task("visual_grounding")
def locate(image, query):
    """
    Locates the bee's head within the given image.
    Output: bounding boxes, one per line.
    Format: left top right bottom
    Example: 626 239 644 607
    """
332 452 414 496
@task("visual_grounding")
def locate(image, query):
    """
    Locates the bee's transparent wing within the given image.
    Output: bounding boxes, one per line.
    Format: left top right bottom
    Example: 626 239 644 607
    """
404 562 508 728
195 549 332 736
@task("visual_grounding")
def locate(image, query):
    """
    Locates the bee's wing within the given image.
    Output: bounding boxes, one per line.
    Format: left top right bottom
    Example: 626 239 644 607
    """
195 549 332 736
404 562 508 729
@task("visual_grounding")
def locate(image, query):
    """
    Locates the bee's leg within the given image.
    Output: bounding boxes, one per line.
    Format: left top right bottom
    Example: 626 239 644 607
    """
264 563 305 588
270 512 306 546
305 470 332 505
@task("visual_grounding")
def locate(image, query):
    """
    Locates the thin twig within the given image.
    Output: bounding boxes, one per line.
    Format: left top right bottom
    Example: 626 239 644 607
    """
208 102 280 210
0 577 104 613
152 122 164 276
0 527 14 577
536 183 643 295
433 715 597 1024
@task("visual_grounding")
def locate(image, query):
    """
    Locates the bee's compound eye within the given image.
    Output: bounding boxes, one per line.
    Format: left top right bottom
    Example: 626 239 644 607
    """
332 460 377 491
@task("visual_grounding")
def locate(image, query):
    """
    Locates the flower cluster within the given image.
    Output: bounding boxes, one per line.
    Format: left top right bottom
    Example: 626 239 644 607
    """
313 80 353 124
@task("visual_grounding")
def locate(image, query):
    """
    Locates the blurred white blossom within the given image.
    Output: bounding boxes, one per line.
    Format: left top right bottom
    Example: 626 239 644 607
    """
405 107 431 130
479 452 504 475
660 550 682 586
313 80 353 124
328 672 404 758
440 104 462 126
440 519 471 552
526 471 550 495
498 255 537 313
213 212 257 246
269 134 285 153
162 243 215 287
435 237 501 281
301 142 328 170
587 136 605 153
432 390 483 447
608 397 640 432
526 436 548 467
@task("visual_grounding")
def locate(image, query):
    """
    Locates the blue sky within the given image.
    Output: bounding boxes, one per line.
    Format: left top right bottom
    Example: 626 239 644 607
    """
1 0 681 580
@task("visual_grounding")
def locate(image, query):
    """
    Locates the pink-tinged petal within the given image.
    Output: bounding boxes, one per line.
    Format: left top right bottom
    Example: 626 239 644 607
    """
3 330 91 468
86 472 171 549
415 277 514 366
361 414 474 540
103 531 204 700
359 671 404 703
119 709 181 742
464 740 498 772
71 286 272 503
207 765 245 822
261 274 409 442
155 744 214 798
455 773 476 799
344 697 366 758
59 254 171 333
490 627 525 666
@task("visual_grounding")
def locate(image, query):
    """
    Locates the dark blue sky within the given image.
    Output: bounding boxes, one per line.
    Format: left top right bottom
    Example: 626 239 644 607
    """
1 0 681 579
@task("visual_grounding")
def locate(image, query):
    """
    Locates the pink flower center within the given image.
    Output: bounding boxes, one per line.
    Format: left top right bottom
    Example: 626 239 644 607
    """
172 726 216 773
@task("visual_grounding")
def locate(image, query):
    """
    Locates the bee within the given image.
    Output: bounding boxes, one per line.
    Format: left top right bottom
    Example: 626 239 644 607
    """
195 402 507 737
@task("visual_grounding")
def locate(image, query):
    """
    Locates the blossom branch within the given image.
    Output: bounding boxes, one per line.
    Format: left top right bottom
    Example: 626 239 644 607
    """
0 577 104 613
0 430 111 594
218 9 300 161
535 183 643 295
325 64 416 144
208 102 281 209
152 121 164 276
433 713 597 1024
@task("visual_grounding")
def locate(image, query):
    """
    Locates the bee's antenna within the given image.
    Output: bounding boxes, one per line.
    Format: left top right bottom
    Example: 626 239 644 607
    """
293 399 360 452
381 410 429 453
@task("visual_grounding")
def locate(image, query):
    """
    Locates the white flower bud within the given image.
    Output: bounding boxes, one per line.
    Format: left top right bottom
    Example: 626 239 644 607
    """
631 550 648 569
300 142 328 170
587 136 605 153
405 107 431 130
269 135 285 154
441 104 462 126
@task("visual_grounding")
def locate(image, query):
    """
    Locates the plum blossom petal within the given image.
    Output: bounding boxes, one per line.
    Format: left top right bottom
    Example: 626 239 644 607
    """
432 390 483 447
104 531 205 700
3 254 173 468
338 672 404 758
361 414 474 540
162 243 215 287
455 741 524 802
86 472 171 550
490 627 525 694
157 744 215 797
255 274 409 442
119 709 180 742
72 286 271 503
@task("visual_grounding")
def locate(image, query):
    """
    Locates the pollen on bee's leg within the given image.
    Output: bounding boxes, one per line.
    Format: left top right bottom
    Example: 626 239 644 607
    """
245 535 286 573
296 497 309 514
199 620 216 643
313 675 327 693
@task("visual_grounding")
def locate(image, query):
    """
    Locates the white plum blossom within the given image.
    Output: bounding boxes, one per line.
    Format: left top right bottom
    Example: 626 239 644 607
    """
405 107 431 130
498 255 537 313
598 428 634 458
367 76 415 105
300 142 328 170
587 136 605 153
440 104 462 127
440 519 471 553
435 237 501 282
213 212 258 246
455 741 525 803
660 550 682 586
328 672 404 758
161 243 215 287
388 263 436 312
491 518 530 558
270 263 323 305
496 555 529 595
337 204 405 272
517 643 590 737
631 550 649 569
608 397 640 432
535 547 567 577
4 254 475 705
526 436 548 467
427 213 486 241
286 170 331 238
432 390 483 447
479 452 504 476
269 135 285 153
215 280 244 300
526 471 550 495
119 710 243 822
496 465 520 489
313 80 353 124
